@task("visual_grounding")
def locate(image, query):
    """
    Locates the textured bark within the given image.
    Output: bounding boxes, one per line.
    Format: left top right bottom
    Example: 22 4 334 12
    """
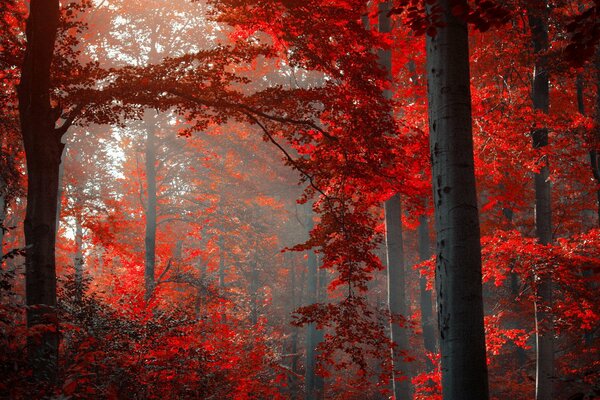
528 5 554 399
592 49 600 226
144 119 157 301
418 214 436 370
17 0 62 383
425 1 489 398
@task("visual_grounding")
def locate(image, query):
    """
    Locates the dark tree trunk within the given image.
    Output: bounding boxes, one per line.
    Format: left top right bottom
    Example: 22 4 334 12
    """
144 119 157 301
527 5 554 399
425 1 489 398
17 0 62 384
592 49 600 226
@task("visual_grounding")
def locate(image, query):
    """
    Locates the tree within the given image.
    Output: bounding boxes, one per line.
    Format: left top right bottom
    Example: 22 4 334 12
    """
373 1 413 397
17 0 63 383
527 3 554 399
425 0 489 398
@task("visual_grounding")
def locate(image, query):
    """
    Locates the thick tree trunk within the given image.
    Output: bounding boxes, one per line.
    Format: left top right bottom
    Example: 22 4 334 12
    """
592 49 600 226
17 0 62 384
144 119 157 301
425 1 489 398
418 214 436 369
527 6 554 400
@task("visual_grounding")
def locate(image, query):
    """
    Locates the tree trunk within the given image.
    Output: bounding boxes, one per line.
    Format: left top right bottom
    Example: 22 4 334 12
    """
288 252 300 391
219 235 227 323
425 1 489 398
384 194 411 398
527 5 554 400
418 214 436 370
144 118 157 301
17 0 62 384
377 3 412 396
314 254 327 398
591 49 600 226
304 208 319 400
74 212 84 301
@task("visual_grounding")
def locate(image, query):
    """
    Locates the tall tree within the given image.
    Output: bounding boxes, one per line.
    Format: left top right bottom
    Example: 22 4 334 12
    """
425 1 489 398
527 3 554 399
377 2 412 396
17 0 62 383
304 206 320 400
592 48 600 225
144 116 158 301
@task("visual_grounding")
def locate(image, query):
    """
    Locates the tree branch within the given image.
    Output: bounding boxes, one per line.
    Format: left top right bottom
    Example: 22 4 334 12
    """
55 104 85 137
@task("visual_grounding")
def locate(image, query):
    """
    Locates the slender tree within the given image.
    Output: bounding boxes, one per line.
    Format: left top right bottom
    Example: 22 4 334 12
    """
527 3 554 399
144 117 158 301
304 207 320 400
377 2 412 396
74 212 84 301
425 0 489 398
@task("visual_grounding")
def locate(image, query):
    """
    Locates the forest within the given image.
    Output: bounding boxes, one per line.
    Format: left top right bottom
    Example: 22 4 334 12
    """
0 0 598 399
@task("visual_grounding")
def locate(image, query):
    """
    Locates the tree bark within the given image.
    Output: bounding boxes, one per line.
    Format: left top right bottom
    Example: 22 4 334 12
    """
17 0 62 384
592 49 600 226
144 117 157 301
425 1 489 398
527 5 554 400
